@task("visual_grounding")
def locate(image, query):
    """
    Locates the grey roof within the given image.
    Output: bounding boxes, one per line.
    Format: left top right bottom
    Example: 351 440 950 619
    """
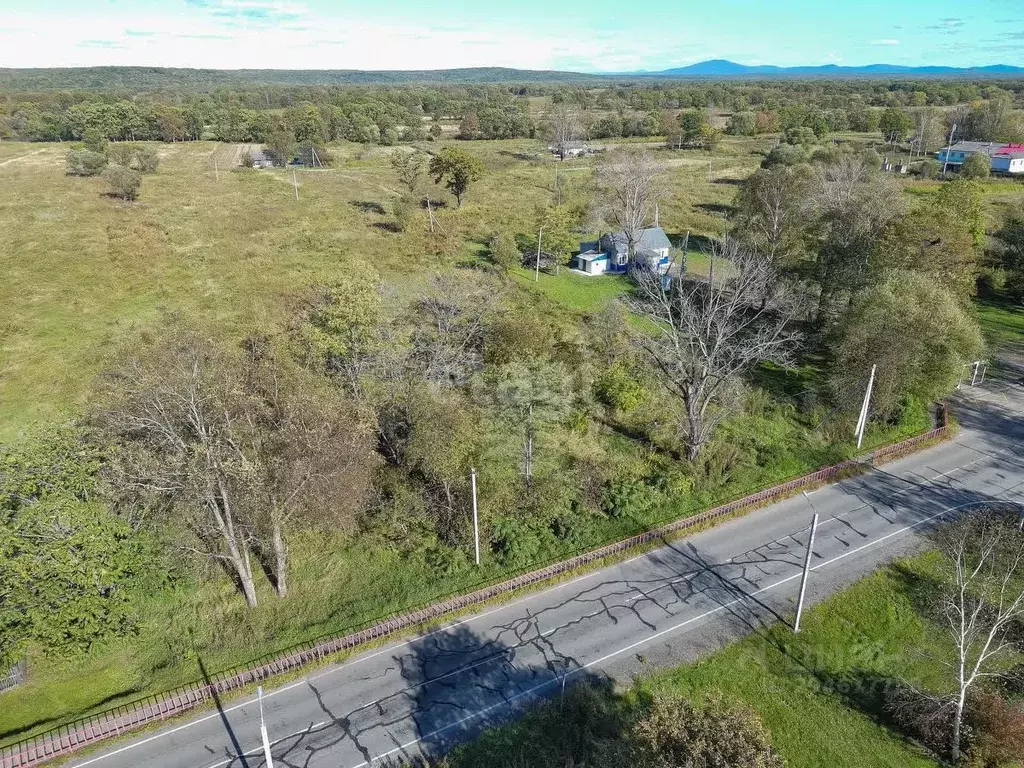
600 227 671 256
946 141 1009 157
250 149 271 162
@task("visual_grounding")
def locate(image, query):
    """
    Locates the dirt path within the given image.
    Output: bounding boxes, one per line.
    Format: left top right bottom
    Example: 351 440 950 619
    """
0 149 46 167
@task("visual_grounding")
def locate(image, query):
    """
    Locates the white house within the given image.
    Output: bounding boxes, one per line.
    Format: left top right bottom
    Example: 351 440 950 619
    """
992 149 1024 175
572 227 672 275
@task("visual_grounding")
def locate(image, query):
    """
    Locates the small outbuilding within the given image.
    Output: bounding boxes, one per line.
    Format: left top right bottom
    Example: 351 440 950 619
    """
248 149 275 169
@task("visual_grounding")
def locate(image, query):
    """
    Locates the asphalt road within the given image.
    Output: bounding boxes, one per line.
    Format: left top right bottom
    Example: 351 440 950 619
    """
67 371 1024 768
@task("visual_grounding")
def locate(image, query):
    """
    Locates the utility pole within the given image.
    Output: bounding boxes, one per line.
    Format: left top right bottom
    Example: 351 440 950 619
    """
470 468 480 566
258 686 274 768
855 364 876 450
535 226 543 282
292 168 299 201
427 197 435 233
941 123 957 175
794 499 819 634
214 157 219 182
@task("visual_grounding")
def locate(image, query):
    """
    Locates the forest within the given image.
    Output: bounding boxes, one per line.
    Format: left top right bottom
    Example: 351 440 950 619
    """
1 72 1024 765
2 75 1024 144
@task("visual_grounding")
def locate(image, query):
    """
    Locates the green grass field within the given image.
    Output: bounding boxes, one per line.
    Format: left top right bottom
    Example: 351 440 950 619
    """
446 552 996 768
976 292 1024 351
0 137 761 442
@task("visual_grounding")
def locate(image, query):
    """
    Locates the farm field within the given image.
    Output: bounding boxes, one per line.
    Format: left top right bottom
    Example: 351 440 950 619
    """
0 136 762 441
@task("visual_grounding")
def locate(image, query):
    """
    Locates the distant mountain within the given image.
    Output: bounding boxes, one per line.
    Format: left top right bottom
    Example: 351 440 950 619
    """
640 59 1024 77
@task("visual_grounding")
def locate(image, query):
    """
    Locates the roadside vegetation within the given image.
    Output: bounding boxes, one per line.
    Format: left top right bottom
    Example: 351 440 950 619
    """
1 73 1023 751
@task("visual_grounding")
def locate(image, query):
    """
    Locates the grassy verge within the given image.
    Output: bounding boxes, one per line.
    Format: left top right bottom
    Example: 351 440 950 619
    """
446 553 965 768
975 292 1024 351
0 404 934 748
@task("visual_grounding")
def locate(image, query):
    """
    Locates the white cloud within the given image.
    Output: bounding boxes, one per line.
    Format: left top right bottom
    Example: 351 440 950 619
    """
0 7 679 71
870 38 900 46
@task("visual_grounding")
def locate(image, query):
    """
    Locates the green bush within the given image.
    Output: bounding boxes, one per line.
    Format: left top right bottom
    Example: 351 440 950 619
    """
783 126 817 146
107 144 159 174
601 478 663 520
65 149 107 177
961 152 991 180
594 361 646 412
917 158 940 179
101 165 142 201
762 143 807 168
490 516 551 568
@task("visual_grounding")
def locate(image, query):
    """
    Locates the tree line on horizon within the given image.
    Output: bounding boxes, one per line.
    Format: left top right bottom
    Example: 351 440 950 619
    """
1 77 1022 146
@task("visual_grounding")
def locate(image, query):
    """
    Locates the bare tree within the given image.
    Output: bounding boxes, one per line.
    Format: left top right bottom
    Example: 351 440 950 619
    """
597 148 660 265
97 332 262 607
549 104 583 161
934 508 1024 762
624 238 800 460
410 273 498 389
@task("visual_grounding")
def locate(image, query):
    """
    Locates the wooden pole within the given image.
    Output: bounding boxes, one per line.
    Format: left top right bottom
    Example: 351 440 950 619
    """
292 168 299 201
535 227 543 282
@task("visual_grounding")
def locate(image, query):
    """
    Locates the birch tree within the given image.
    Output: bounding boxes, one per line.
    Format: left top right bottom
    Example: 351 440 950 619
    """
549 104 582 160
935 508 1024 763
625 238 799 460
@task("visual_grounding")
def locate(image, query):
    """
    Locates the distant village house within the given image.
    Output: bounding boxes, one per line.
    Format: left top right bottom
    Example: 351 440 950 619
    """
936 141 1024 174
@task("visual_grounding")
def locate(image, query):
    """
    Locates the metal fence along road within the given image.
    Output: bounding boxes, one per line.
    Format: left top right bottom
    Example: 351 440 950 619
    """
0 418 949 768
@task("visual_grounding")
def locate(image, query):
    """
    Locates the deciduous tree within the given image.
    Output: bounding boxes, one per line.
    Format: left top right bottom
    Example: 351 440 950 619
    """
933 509 1024 763
390 148 428 193
0 426 143 666
831 271 982 420
429 146 485 207
596 148 660 263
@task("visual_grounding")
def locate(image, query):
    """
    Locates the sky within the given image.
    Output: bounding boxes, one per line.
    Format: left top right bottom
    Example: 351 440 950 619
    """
0 0 1021 72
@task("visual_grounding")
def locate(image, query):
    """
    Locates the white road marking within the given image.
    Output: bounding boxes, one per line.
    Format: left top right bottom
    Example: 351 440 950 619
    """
351 495 1004 768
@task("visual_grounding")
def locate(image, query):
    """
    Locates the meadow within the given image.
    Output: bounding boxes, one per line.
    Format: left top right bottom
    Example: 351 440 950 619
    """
0 135 766 441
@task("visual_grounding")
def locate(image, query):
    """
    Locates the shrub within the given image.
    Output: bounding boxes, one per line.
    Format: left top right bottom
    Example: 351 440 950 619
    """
594 361 646 412
632 691 784 768
488 230 522 272
490 516 549 568
961 152 991 180
783 126 817 146
66 149 107 177
968 692 1024 767
107 144 159 174
761 143 807 168
918 158 940 179
101 164 142 201
601 478 663 520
